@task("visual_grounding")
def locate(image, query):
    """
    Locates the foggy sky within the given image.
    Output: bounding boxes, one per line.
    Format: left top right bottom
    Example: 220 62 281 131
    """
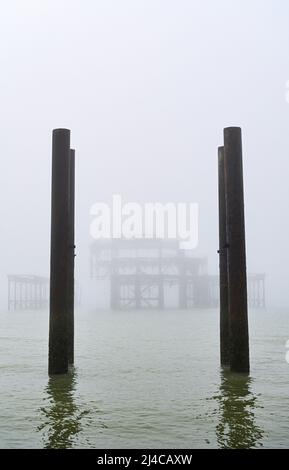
0 0 289 308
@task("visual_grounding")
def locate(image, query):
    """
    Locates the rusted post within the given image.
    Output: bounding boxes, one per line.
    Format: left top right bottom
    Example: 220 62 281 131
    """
68 149 75 365
218 146 230 367
49 129 70 375
224 127 250 373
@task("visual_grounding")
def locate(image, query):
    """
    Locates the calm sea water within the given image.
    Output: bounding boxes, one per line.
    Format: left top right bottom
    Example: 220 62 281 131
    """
0 308 288 449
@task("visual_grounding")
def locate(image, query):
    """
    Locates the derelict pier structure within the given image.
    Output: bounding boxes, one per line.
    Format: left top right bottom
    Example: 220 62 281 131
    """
90 239 265 310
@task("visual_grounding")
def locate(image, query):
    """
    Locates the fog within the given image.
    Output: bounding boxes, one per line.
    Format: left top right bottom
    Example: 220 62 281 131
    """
0 0 289 309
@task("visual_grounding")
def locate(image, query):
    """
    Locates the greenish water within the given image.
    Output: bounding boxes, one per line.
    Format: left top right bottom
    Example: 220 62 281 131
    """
0 308 288 449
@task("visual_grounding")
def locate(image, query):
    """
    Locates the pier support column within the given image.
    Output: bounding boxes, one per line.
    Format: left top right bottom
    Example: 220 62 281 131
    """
218 146 230 367
224 127 250 373
49 128 71 375
68 149 75 365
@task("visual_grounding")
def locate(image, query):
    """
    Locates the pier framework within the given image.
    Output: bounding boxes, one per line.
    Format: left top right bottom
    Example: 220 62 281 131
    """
90 239 265 310
7 275 81 311
8 275 49 311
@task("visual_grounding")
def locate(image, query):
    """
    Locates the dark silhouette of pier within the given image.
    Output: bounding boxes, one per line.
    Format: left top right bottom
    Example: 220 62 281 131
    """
90 239 214 309
7 275 49 311
7 275 81 311
90 239 265 311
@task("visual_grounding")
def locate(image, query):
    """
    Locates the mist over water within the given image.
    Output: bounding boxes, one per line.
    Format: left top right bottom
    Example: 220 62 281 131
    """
0 307 288 449
0 0 289 308
1 0 289 450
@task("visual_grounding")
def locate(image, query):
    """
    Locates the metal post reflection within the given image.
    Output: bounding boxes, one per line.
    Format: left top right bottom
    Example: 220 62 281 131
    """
215 369 264 448
38 369 88 449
